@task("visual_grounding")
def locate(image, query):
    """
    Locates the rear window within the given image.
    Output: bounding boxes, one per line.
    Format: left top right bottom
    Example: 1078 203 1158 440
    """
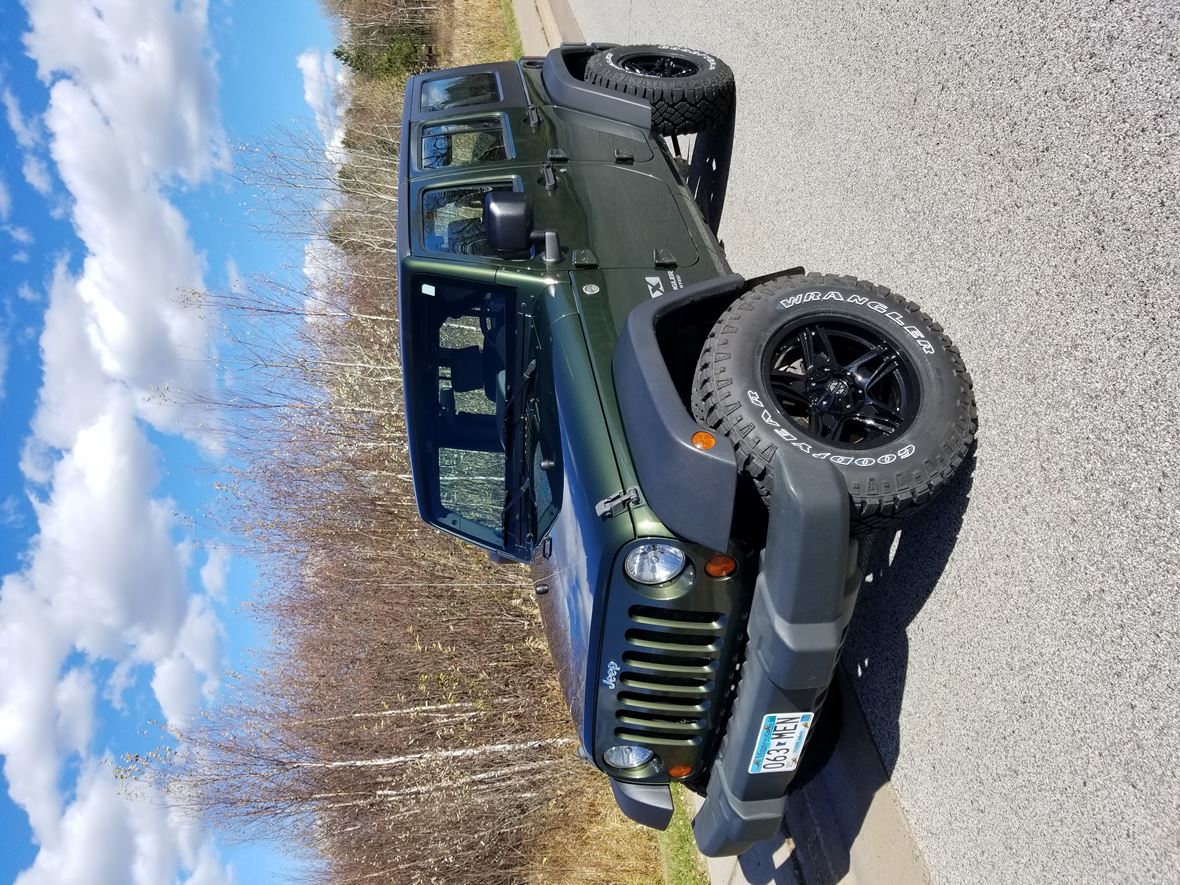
420 73 500 113
422 183 512 255
422 119 508 169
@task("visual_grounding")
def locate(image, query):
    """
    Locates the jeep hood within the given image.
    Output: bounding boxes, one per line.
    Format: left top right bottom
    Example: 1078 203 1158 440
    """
531 309 637 749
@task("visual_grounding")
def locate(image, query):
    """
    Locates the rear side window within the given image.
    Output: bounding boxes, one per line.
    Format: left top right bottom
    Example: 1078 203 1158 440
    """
422 119 508 169
420 73 500 113
422 183 512 255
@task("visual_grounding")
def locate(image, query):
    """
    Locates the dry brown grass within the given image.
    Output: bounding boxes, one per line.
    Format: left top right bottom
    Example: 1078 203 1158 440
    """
441 0 518 65
526 767 663 885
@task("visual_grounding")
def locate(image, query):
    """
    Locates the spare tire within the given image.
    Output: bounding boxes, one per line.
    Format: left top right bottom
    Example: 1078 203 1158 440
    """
691 273 977 529
583 44 735 136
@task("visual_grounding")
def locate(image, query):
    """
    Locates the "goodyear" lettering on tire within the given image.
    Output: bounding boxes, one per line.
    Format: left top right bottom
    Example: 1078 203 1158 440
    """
746 390 916 465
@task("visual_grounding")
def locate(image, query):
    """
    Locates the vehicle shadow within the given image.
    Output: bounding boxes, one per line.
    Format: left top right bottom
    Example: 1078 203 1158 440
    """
737 448 977 884
846 446 977 774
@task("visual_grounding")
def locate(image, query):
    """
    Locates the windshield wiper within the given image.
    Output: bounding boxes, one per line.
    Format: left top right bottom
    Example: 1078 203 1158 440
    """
502 473 535 553
501 358 537 445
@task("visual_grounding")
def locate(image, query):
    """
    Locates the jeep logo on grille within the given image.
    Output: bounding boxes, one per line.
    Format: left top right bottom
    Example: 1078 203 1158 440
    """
601 660 620 689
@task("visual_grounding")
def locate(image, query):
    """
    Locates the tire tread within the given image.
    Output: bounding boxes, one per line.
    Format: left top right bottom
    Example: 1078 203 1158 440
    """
691 273 978 530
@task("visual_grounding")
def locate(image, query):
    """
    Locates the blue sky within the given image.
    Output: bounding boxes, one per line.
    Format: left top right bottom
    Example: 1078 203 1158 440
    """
0 2 346 882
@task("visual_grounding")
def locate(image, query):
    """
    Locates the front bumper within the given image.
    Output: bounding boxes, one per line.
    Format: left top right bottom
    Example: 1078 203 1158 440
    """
692 453 862 857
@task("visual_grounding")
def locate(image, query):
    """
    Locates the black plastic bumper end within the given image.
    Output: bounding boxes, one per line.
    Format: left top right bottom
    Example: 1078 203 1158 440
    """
691 453 860 857
691 763 785 856
609 779 674 831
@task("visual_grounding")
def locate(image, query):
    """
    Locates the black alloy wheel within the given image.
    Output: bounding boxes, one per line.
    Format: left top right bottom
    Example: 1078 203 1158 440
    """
617 53 701 79
763 320 920 447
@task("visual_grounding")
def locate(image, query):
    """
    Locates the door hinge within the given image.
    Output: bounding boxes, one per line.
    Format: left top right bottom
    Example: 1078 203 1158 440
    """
595 487 642 519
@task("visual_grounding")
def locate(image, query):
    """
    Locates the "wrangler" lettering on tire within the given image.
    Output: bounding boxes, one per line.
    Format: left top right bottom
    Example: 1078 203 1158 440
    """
777 291 936 354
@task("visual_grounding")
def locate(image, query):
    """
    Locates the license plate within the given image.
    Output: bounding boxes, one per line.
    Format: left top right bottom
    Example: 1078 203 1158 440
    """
748 711 813 775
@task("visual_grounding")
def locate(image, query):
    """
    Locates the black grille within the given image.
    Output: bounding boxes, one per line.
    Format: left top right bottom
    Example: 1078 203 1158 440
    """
614 605 724 747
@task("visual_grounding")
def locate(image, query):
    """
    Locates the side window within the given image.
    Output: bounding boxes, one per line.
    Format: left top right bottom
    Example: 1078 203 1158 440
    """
422 118 508 170
420 72 500 113
422 183 512 255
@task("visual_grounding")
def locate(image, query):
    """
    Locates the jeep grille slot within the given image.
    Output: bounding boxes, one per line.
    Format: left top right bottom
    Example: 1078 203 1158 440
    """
615 608 724 746
621 651 715 673
619 673 709 693
617 712 706 732
617 691 706 713
628 605 723 631
614 729 700 747
623 629 720 654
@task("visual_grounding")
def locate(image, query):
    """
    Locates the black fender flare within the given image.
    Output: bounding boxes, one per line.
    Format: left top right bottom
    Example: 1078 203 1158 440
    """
612 274 746 550
541 44 653 130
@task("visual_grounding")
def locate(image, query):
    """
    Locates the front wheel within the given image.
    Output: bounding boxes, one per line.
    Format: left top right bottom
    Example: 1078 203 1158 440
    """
691 274 977 529
583 44 735 136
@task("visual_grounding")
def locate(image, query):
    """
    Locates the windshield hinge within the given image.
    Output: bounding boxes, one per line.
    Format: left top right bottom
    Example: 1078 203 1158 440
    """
595 487 642 520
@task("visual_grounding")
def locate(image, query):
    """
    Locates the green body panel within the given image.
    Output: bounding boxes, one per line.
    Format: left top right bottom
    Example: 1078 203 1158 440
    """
399 57 738 759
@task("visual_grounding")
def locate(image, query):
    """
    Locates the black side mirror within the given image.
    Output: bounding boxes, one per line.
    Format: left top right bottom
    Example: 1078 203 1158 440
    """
484 191 533 254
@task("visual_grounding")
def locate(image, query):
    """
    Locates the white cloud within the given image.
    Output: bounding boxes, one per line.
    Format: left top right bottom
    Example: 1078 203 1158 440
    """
12 251 29 263
23 155 52 196
0 176 11 220
1 0 236 881
13 762 136 885
24 2 228 183
27 403 190 663
30 264 112 451
199 546 230 601
152 594 223 728
150 656 203 731
54 668 95 756
19 436 53 485
3 86 53 199
224 257 245 296
17 282 38 302
2 87 39 150
0 576 69 842
12 761 228 885
297 52 350 305
297 49 349 148
7 225 34 244
43 78 221 442
0 494 22 528
183 843 233 885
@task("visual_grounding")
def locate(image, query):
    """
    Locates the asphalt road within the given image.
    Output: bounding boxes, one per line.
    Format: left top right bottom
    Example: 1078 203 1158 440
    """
567 2 1179 881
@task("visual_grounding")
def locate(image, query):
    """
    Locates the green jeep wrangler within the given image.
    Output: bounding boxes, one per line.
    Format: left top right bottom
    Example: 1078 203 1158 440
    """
397 43 976 856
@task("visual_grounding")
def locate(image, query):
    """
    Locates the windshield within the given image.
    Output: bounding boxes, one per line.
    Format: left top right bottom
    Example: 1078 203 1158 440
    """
405 274 529 557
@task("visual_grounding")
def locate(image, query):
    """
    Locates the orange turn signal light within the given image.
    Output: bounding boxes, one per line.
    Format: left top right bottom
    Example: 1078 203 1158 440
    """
691 431 716 450
705 554 737 578
667 764 693 778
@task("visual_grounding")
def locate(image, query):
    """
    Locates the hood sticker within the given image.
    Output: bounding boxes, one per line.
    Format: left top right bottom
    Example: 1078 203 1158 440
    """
645 270 683 298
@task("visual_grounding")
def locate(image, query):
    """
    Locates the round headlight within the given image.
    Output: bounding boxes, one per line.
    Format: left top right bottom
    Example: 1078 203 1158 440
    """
603 744 655 770
624 543 687 585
